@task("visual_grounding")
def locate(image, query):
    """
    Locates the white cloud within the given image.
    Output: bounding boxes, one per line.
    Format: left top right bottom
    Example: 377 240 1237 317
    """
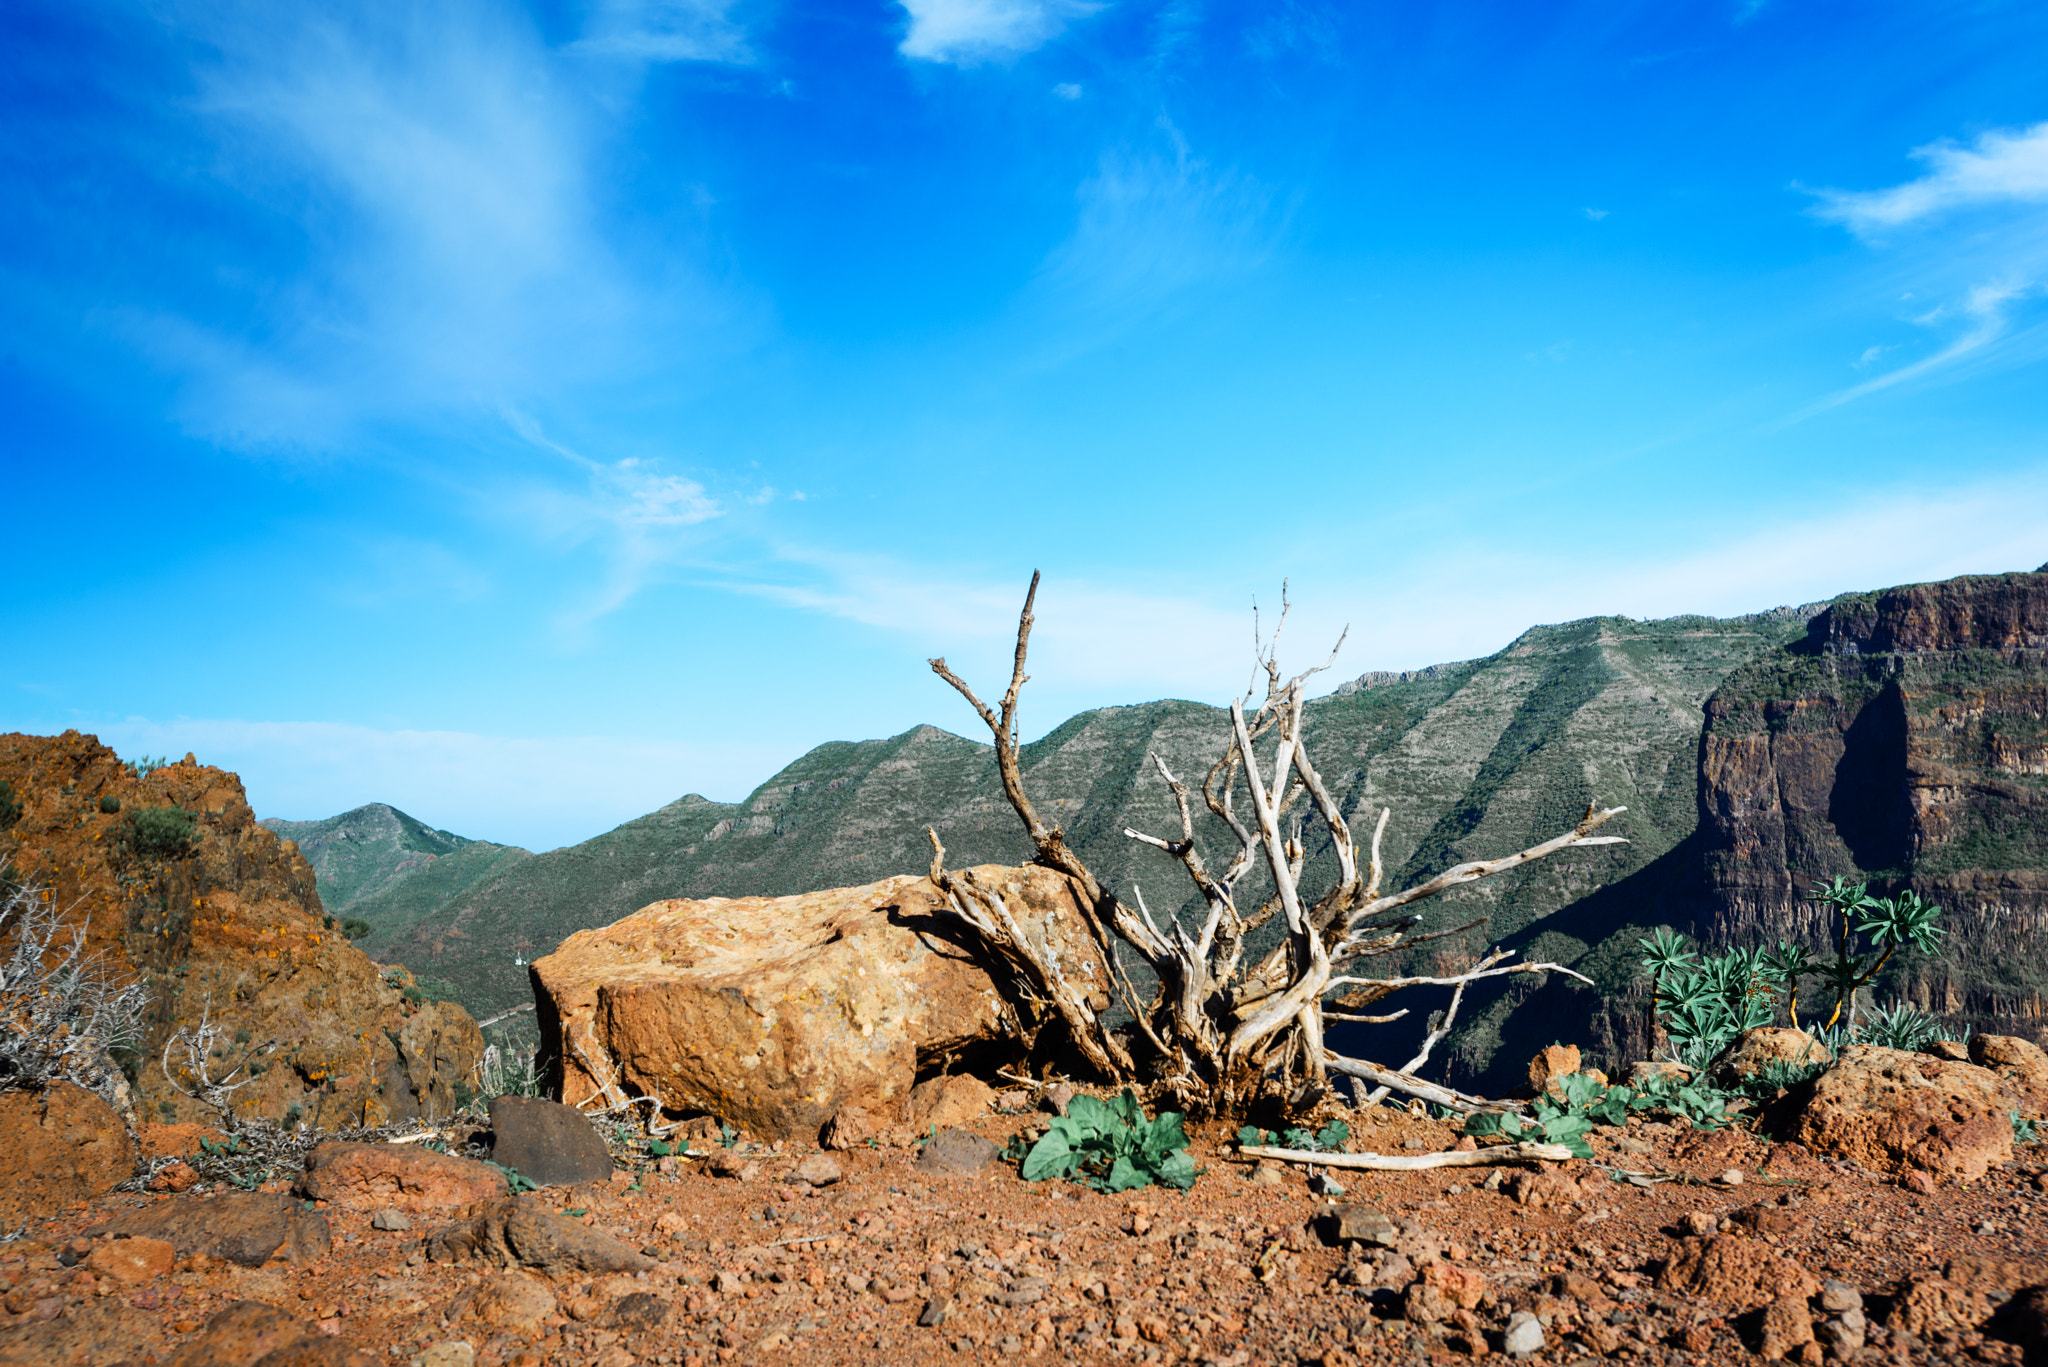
1813 121 2048 237
1052 81 1083 99
82 717 786 852
572 0 751 63
1582 207 1608 221
501 412 723 629
898 0 1100 65
134 2 745 448
1028 123 1281 345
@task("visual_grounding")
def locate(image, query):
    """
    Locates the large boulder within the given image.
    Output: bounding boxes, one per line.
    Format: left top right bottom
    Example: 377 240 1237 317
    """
297 1140 508 1212
1771 1044 2014 1182
487 1096 613 1186
1709 1028 1832 1088
529 863 1107 1141
0 1082 136 1224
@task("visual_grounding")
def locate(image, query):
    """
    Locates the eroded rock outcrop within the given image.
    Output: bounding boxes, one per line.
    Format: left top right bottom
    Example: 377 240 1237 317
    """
0 732 485 1132
0 1083 135 1224
1698 570 2048 1045
1771 1044 2015 1182
529 863 1107 1141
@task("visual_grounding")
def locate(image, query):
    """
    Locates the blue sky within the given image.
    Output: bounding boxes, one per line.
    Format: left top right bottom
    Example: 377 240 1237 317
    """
5 0 2047 851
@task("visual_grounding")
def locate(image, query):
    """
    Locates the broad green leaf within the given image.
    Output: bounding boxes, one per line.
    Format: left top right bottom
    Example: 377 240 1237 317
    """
1314 1120 1351 1151
1151 1148 1198 1190
1104 1156 1148 1193
1063 1095 1115 1137
1020 1130 1078 1183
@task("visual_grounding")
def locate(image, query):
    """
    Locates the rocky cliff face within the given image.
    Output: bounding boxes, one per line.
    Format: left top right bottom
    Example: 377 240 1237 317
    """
1698 570 2048 1040
0 733 484 1128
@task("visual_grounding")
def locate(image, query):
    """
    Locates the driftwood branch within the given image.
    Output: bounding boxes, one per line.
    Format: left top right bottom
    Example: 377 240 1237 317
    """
925 573 1630 1122
1240 1140 1574 1170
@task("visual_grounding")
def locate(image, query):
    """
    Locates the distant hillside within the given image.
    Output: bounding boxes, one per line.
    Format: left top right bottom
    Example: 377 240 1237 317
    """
335 603 1829 1086
260 803 531 962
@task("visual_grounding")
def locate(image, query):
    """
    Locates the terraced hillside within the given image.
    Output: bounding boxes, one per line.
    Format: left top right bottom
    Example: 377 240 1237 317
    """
356 605 1821 1086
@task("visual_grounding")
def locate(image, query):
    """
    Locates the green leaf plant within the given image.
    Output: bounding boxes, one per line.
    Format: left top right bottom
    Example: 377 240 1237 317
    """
1237 1119 1351 1154
1638 879 1945 1071
1017 1089 1197 1192
1463 1070 1730 1158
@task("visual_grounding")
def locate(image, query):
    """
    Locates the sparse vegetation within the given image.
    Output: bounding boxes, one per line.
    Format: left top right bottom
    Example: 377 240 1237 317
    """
1640 878 1947 1072
127 805 198 859
1017 1089 1196 1192
98 794 121 814
0 880 149 1098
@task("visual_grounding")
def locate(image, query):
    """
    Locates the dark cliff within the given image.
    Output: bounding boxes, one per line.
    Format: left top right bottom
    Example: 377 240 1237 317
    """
1698 569 2048 1039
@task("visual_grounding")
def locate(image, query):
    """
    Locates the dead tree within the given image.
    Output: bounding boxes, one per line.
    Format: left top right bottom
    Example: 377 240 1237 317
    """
927 573 1624 1119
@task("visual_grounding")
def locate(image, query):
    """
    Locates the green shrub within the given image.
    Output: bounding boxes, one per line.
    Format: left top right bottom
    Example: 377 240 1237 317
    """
339 917 373 941
1465 1070 1731 1156
98 795 120 814
1639 878 1945 1070
127 806 197 859
0 781 18 831
1858 1001 1952 1052
1017 1089 1196 1192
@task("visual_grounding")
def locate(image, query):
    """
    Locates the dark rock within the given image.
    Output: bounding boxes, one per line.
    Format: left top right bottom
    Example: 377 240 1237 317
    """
918 1296 954 1327
487 1096 613 1187
110 1192 331 1267
914 1128 998 1176
605 1291 671 1333
421 1194 651 1274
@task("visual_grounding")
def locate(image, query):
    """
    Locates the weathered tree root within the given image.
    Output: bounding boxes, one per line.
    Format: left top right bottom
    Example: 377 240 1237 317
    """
1238 1140 1574 1170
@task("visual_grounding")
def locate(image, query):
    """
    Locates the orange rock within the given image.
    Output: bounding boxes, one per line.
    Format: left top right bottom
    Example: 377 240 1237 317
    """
1777 1045 2014 1182
902 1074 995 1131
1528 1044 1580 1096
1970 1034 2048 1115
151 1160 201 1192
297 1141 508 1212
0 1082 136 1225
530 864 1106 1141
85 1236 177 1286
1656 1235 1819 1308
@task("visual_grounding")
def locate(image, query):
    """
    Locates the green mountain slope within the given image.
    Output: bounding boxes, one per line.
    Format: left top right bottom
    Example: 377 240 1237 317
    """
259 803 532 960
359 605 1820 1083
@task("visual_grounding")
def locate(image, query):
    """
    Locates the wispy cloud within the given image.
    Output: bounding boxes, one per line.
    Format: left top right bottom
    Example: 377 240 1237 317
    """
1812 122 2048 237
502 412 724 630
898 0 1102 65
571 0 752 63
131 2 744 448
1790 121 2048 421
1031 121 1282 340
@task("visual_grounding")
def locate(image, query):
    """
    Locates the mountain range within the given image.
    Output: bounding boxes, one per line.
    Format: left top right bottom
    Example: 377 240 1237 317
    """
268 593 1837 1088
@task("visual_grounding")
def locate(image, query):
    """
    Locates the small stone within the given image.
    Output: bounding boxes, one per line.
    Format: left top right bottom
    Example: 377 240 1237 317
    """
1901 1170 1937 1195
1249 1164 1285 1187
372 1208 413 1232
794 1153 842 1187
1452 1136 1477 1153
915 1129 999 1177
1501 1311 1544 1357
150 1161 200 1193
1719 1168 1744 1186
1042 1085 1077 1117
414 1341 477 1367
918 1296 953 1327
995 1090 1032 1113
1683 1210 1721 1237
85 1236 176 1286
821 1106 879 1151
1401 1136 1428 1151
1308 1172 1346 1197
1817 1280 1862 1314
1330 1205 1397 1246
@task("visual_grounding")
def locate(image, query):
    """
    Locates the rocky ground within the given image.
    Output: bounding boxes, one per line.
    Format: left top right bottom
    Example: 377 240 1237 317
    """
3 1096 2045 1367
